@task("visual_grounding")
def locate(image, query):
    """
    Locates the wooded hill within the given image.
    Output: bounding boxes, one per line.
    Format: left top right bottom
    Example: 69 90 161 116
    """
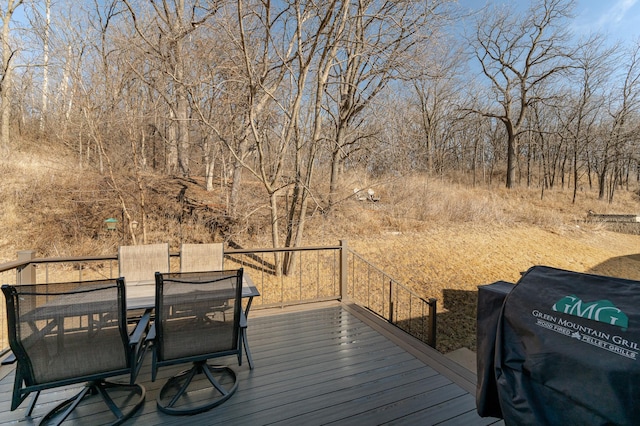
2 0 640 279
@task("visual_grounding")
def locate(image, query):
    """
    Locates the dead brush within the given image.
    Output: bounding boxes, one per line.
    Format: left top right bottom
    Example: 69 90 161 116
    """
3 151 640 354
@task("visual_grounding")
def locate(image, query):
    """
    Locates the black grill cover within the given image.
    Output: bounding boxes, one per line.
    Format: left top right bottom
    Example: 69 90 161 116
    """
487 266 640 425
476 280 514 418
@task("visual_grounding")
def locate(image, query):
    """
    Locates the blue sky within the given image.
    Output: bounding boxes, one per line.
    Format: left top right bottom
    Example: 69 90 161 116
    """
458 0 640 47
573 0 640 44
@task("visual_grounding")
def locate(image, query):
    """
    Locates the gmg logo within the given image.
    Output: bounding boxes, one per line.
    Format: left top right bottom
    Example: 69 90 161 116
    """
552 295 628 329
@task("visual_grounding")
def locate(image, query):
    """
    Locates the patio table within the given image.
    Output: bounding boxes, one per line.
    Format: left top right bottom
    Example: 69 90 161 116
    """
125 273 259 314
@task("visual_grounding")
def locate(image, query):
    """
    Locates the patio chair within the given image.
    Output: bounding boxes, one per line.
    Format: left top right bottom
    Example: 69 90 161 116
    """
180 242 255 369
119 243 169 305
180 242 229 318
180 242 224 272
1 278 148 425
149 269 244 415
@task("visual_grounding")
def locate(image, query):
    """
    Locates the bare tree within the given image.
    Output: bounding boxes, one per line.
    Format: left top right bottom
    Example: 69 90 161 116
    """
595 42 640 202
185 17 239 193
40 0 50 133
556 36 614 202
470 0 575 188
235 0 350 273
326 0 452 205
123 0 220 177
0 0 24 152
412 40 465 175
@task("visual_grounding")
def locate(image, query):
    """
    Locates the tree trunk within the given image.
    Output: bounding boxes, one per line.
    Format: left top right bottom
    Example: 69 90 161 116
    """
506 127 517 188
269 191 282 276
175 50 190 176
166 109 178 174
203 137 215 191
328 147 341 205
40 0 51 134
598 167 607 200
229 157 244 216
0 1 22 153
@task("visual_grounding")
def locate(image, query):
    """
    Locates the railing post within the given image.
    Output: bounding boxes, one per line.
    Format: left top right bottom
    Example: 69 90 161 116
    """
339 240 349 302
17 250 36 284
388 280 394 323
428 298 437 348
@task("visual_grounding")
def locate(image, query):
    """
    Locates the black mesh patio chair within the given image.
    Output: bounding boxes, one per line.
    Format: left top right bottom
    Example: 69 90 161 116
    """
149 268 244 415
2 278 148 425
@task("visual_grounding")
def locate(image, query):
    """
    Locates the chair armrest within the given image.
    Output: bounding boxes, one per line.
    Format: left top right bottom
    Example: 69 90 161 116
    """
146 322 156 342
129 309 153 384
129 308 152 346
1 351 16 365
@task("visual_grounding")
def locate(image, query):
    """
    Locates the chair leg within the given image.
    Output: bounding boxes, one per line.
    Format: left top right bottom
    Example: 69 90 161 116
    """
157 362 238 416
203 364 232 395
242 327 254 369
39 380 145 426
237 333 243 367
40 385 93 425
167 365 199 408
25 390 40 417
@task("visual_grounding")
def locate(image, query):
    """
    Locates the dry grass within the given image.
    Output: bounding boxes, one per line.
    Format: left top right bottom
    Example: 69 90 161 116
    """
2 150 640 353
300 177 640 352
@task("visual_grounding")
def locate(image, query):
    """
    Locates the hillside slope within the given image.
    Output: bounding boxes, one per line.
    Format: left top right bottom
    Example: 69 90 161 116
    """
2 148 639 352
347 224 640 352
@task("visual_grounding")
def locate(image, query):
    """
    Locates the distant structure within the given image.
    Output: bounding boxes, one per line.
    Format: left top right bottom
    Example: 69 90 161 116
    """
587 211 640 223
354 188 380 202
367 188 380 202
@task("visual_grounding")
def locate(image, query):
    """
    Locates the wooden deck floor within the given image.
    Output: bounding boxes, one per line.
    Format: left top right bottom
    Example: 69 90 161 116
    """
0 302 503 425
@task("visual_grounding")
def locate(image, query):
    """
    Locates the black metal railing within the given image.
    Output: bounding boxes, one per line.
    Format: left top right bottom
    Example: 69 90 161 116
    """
0 241 437 352
347 250 437 347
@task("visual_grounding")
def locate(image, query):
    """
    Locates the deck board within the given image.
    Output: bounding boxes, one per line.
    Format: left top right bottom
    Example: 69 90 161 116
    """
0 302 502 425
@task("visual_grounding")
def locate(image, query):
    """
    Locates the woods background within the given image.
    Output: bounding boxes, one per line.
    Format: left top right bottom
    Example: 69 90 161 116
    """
2 0 640 273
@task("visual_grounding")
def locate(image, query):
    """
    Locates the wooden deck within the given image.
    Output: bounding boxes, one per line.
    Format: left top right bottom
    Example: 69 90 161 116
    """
0 302 503 425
